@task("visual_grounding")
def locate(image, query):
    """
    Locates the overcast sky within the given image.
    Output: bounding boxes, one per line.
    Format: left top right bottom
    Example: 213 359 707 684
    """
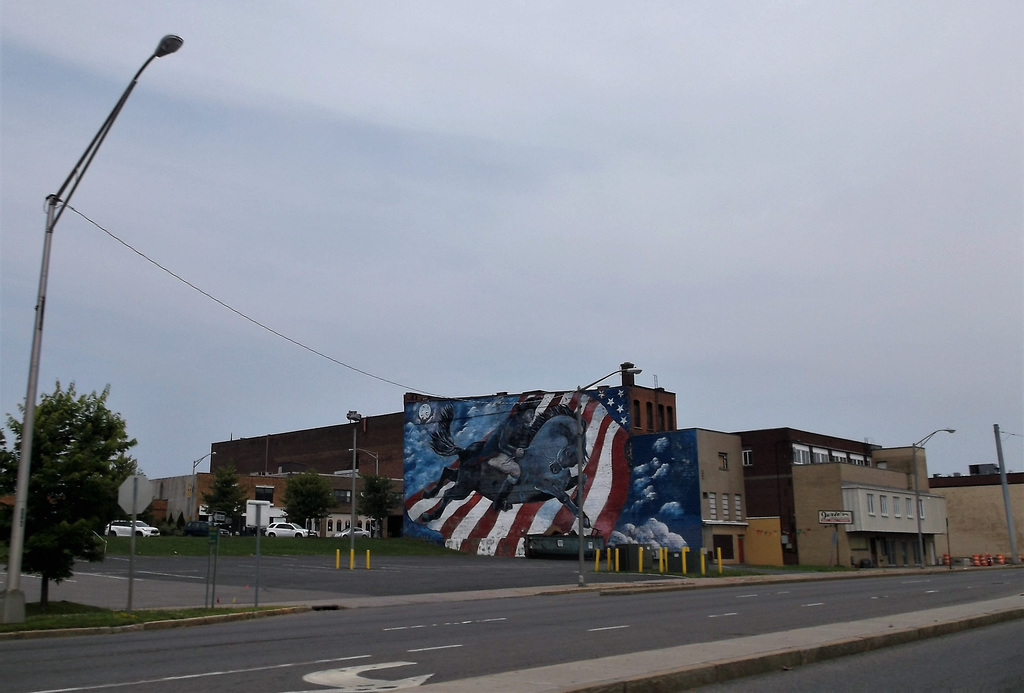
2 2 1021 481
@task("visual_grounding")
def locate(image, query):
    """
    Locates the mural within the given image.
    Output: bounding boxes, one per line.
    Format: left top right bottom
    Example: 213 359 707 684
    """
404 390 631 556
611 430 701 551
404 391 703 557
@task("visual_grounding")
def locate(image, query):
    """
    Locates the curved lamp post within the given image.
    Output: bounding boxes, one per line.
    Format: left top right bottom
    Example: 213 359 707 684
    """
345 448 379 476
574 364 642 587
911 428 954 567
346 412 362 562
2 36 184 624
190 451 215 522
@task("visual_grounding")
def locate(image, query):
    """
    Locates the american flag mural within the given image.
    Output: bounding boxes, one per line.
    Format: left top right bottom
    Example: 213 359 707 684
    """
404 389 633 557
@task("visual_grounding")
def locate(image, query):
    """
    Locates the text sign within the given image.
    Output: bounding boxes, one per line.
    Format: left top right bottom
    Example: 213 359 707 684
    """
819 510 853 524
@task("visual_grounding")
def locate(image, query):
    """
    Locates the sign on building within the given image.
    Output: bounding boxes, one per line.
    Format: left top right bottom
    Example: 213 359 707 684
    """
818 510 853 524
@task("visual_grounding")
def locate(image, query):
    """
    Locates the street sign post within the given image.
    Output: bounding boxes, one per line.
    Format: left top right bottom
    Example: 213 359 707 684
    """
117 475 153 612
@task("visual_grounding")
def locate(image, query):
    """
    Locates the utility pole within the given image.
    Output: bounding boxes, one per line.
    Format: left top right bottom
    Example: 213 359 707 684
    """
993 424 1020 564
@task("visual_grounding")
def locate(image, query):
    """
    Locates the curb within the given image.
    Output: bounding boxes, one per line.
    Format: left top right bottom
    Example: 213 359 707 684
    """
0 605 309 641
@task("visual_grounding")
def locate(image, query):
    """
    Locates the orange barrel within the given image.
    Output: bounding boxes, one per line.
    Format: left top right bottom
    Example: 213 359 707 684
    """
942 553 950 565
996 554 1005 565
972 554 981 566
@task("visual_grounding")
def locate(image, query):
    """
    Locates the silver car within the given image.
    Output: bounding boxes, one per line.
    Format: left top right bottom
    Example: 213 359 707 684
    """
265 522 309 537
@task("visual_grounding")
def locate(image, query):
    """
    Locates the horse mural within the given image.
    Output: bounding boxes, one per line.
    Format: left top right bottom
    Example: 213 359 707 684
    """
416 401 592 529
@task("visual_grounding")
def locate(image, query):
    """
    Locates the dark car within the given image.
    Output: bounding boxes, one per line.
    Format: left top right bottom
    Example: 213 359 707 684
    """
183 521 229 537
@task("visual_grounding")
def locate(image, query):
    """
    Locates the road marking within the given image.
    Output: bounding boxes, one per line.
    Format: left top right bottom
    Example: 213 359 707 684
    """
29 655 372 692
802 602 824 607
407 644 463 653
302 661 431 691
384 617 505 632
707 613 738 618
925 590 939 594
588 625 630 632
736 593 759 598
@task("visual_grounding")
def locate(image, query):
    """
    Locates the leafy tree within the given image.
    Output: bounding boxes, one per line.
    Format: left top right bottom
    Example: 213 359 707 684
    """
282 470 333 531
201 464 247 522
0 382 138 607
357 474 400 537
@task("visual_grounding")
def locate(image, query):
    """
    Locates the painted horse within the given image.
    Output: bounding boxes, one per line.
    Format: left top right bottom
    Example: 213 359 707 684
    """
417 402 590 528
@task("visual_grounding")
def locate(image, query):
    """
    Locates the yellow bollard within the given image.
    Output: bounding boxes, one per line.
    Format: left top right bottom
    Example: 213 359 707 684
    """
606 548 612 572
349 548 355 570
660 548 666 573
717 547 723 574
700 551 706 575
366 549 371 570
682 547 688 574
594 548 600 573
638 546 644 573
615 548 620 572
335 549 340 570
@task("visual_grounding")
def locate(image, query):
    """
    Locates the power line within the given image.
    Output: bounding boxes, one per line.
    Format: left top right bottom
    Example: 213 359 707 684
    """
67 204 442 399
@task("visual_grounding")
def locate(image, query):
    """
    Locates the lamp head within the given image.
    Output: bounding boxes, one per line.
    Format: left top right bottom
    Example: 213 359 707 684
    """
944 428 956 434
155 35 184 58
347 411 362 423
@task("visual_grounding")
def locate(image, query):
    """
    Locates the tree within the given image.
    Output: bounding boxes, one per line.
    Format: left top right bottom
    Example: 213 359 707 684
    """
282 470 333 531
201 464 247 523
357 474 400 537
0 382 138 607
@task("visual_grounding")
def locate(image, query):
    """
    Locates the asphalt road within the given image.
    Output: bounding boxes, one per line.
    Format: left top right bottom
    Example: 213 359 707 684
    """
702 617 1024 691
1 567 1021 692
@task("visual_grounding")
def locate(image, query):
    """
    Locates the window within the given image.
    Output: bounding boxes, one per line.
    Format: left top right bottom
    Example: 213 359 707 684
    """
734 494 742 520
254 485 274 502
719 452 729 470
850 454 866 466
333 489 352 504
867 493 876 515
667 406 675 430
708 492 717 519
906 498 913 519
658 404 666 431
792 445 811 465
813 448 829 464
742 449 753 467
880 495 888 516
646 402 653 431
894 498 901 517
633 400 641 429
831 451 848 464
722 495 729 520
918 498 925 520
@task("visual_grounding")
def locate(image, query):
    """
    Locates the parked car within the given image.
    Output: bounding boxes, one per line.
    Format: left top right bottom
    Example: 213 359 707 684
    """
182 521 230 537
333 527 370 538
106 520 160 537
265 522 308 537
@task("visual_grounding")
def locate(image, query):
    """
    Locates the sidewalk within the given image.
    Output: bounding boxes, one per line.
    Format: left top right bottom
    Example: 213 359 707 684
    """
420 594 1024 692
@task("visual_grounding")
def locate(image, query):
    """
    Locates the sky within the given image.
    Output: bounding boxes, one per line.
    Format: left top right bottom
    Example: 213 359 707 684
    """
2 2 1021 481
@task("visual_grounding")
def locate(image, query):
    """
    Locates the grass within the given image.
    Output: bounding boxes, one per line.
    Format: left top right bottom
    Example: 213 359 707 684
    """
95 535 460 557
0 601 279 635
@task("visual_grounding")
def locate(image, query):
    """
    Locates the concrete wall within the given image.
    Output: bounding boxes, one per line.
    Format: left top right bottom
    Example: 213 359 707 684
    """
744 517 784 566
931 475 1023 559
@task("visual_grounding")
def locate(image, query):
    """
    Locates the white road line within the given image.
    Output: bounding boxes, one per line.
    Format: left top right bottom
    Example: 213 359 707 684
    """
802 602 824 607
588 625 630 632
407 644 463 653
707 613 738 618
736 594 759 598
29 655 371 692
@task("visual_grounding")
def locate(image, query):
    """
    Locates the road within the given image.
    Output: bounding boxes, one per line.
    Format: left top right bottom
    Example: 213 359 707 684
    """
702 618 1024 691
1 568 1020 692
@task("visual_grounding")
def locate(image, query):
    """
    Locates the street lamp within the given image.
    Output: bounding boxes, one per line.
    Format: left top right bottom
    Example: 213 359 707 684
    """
574 364 642 587
911 428 955 567
190 451 215 522
2 35 184 625
346 411 362 561
345 449 379 475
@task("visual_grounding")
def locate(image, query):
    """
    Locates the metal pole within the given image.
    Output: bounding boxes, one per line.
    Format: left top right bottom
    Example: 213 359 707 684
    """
2 36 184 624
254 503 262 607
576 394 586 587
913 444 924 567
127 476 137 613
993 424 1020 564
347 411 362 564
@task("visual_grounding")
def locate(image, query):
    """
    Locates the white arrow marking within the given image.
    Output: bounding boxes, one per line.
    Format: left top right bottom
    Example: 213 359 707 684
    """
301 661 432 691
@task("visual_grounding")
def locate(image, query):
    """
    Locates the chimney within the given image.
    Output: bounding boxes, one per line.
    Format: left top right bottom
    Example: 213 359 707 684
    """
620 362 637 386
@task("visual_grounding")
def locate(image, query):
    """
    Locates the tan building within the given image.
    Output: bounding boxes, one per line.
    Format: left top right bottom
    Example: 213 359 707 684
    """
693 429 749 564
929 470 1023 562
